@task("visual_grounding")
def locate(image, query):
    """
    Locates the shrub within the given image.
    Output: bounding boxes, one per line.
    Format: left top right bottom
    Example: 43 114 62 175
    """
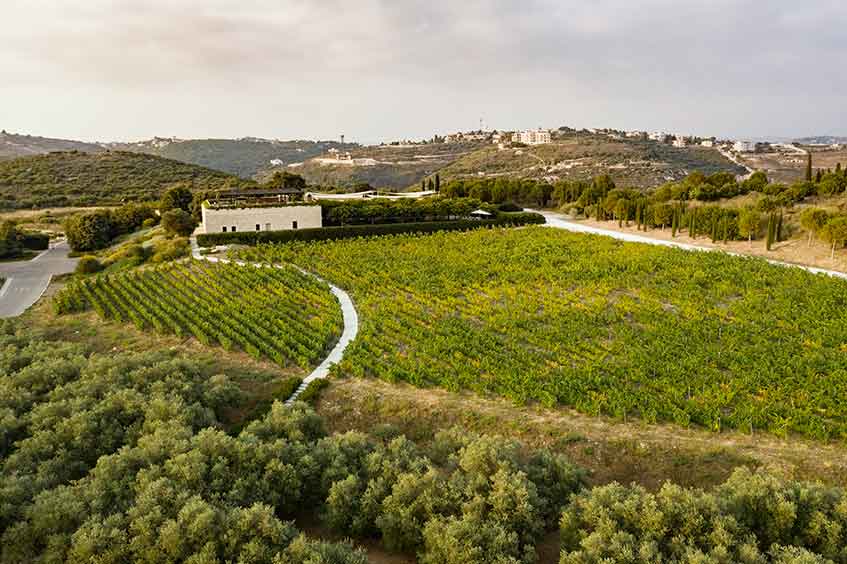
159 183 195 212
19 231 49 251
141 217 158 229
151 237 189 263
161 209 197 237
298 378 330 404
0 221 21 258
75 255 102 274
197 213 546 247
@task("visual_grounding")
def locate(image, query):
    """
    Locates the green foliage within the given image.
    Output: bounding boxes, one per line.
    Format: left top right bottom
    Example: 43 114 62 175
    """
266 171 307 190
75 255 102 275
159 183 195 212
559 468 847 563
64 203 157 252
0 221 21 259
298 378 330 404
0 151 240 209
0 325 367 563
197 213 545 247
319 197 486 226
150 237 190 263
238 227 847 440
54 261 343 369
161 208 197 237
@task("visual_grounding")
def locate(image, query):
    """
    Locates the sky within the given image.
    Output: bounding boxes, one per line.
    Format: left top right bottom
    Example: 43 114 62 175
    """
1 0 845 144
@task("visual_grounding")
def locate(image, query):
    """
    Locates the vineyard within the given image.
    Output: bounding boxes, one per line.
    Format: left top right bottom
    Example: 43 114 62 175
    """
53 261 343 369
236 227 847 440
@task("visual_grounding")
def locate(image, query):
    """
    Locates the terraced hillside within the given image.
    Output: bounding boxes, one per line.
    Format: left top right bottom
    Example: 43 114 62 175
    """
0 151 240 209
239 227 847 440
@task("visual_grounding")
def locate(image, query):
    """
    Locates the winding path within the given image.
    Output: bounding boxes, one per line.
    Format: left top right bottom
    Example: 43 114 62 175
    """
532 209 847 281
190 238 359 403
0 240 78 318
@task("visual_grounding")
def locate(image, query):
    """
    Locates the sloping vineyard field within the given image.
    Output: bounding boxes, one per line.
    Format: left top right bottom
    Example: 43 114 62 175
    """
54 261 342 369
237 227 847 440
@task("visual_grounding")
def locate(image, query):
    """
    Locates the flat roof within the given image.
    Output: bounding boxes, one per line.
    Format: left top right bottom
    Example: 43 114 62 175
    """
213 188 304 198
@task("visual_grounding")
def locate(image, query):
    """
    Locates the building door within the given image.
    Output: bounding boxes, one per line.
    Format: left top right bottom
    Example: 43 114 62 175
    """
292 221 298 229
256 224 260 231
232 226 237 232
222 226 227 232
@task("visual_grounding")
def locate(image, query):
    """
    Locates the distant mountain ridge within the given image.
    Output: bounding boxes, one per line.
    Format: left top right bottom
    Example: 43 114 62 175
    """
106 137 355 179
0 130 105 159
794 135 847 145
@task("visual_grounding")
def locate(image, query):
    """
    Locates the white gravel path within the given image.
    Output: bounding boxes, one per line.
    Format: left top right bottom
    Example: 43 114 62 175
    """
531 209 847 281
190 238 359 404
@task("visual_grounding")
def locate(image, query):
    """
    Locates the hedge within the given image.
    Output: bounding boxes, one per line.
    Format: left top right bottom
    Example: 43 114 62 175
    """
196 212 545 247
297 378 330 404
20 232 50 251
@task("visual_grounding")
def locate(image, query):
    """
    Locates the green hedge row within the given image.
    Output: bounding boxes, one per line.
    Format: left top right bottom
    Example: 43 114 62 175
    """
196 212 545 247
20 232 50 251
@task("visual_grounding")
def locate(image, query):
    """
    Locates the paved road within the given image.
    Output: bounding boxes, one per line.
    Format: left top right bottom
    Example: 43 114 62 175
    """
0 240 78 318
189 238 359 404
532 209 847 281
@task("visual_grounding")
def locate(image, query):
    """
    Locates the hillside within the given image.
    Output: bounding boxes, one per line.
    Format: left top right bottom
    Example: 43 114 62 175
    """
440 131 745 188
0 151 239 209
108 137 352 178
0 130 104 159
263 141 484 189
274 133 744 190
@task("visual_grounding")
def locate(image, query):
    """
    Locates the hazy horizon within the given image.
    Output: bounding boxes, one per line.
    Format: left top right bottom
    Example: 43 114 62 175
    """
3 0 846 144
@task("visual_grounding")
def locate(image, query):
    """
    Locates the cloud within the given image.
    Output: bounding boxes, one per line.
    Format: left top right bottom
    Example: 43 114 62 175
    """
1 0 845 140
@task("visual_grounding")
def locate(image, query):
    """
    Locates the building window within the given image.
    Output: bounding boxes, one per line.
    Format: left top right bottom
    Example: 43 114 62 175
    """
222 226 227 232
292 221 298 229
256 224 260 231
232 226 237 232
265 223 271 231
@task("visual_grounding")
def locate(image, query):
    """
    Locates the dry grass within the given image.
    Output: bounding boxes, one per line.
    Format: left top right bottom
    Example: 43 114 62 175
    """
316 377 847 491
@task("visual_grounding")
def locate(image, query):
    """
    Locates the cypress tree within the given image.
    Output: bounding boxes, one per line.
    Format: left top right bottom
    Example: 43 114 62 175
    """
435 174 441 192
806 154 813 182
671 208 678 237
776 211 783 242
815 170 822 183
421 180 426 191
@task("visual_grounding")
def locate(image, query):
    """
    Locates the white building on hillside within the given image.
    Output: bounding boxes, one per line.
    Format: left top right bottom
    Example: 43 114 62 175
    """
733 140 757 153
701 139 715 148
649 132 670 143
200 189 322 234
512 129 551 145
673 137 688 148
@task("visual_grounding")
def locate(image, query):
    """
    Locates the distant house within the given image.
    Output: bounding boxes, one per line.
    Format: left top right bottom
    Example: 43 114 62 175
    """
649 132 670 143
672 137 688 148
512 129 551 145
733 140 757 153
701 140 715 148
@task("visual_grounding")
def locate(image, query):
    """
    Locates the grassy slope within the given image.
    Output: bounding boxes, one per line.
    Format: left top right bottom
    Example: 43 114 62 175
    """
0 151 239 209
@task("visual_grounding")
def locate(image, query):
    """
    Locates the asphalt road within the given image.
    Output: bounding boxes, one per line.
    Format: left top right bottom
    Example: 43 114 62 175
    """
0 240 78 318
